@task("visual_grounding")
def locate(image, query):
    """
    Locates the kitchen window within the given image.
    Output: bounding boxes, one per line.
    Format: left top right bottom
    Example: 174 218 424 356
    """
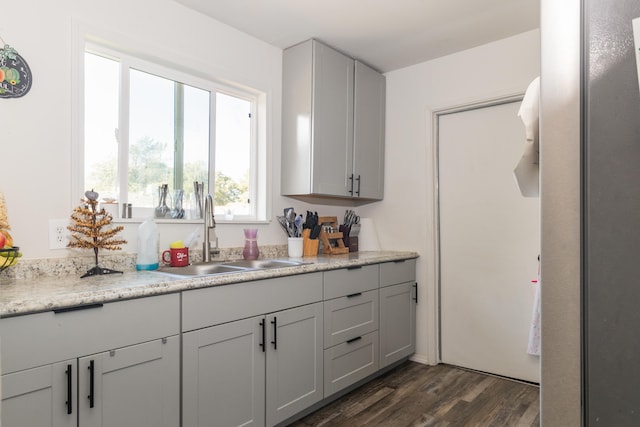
81 45 264 221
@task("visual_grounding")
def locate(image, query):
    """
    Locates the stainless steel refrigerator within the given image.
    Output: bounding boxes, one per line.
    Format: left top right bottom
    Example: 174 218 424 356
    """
584 0 640 424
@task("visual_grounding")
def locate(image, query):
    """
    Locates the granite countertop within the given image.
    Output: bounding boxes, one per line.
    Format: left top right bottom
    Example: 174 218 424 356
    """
0 251 418 318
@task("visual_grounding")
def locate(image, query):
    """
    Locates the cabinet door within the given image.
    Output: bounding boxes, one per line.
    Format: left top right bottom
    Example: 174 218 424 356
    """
1 360 76 427
380 282 417 368
78 336 180 427
182 317 265 427
353 60 385 200
312 41 355 197
266 302 323 426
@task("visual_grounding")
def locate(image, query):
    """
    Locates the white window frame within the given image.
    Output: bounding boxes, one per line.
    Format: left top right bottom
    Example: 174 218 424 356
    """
71 27 268 223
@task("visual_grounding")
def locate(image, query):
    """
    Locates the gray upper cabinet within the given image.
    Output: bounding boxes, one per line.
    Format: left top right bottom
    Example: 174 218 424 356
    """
353 61 385 200
282 39 385 202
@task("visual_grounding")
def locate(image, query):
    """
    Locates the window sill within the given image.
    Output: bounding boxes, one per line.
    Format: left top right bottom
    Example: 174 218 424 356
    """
112 218 271 225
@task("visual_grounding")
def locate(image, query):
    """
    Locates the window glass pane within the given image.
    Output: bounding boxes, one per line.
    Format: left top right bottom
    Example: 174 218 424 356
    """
83 46 261 221
129 69 175 208
183 84 210 196
215 93 251 216
84 53 119 200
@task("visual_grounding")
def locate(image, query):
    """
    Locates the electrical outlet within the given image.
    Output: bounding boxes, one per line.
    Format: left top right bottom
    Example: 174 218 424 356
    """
49 219 69 250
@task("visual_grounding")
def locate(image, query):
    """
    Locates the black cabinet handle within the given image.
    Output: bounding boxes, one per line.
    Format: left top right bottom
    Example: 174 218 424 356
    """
88 360 95 408
348 174 354 195
347 265 362 270
54 303 103 314
271 317 277 350
413 282 418 304
393 259 406 264
66 364 73 415
346 336 362 344
355 175 361 197
346 292 362 298
259 319 266 352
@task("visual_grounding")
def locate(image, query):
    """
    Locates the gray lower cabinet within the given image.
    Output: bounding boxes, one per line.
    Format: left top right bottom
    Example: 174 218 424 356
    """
0 293 181 427
379 260 418 368
1 260 417 427
181 273 324 427
322 265 380 396
182 303 323 427
265 302 323 426
1 360 76 427
77 337 180 427
182 316 265 427
1 337 179 427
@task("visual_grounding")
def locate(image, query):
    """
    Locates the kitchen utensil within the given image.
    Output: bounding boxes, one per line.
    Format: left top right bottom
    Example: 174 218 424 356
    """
155 184 169 218
171 189 185 219
294 214 303 237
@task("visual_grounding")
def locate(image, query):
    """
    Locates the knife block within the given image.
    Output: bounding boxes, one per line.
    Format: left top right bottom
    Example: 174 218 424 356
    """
318 216 349 255
302 229 319 257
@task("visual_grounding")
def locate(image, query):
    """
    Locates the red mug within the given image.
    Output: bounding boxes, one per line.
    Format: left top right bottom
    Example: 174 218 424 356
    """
162 247 189 267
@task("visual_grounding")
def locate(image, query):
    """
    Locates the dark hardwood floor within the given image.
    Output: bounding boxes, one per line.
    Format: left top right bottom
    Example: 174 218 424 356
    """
290 361 540 427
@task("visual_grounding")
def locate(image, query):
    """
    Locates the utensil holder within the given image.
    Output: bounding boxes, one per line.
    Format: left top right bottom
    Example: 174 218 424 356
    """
288 237 303 258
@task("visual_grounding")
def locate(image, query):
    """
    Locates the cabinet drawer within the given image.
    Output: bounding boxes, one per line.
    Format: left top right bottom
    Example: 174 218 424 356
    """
324 289 378 348
379 259 416 288
323 331 379 396
0 293 180 375
182 272 323 331
323 265 379 299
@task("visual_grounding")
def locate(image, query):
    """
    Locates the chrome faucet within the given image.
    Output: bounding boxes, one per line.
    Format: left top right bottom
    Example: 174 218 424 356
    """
202 194 219 262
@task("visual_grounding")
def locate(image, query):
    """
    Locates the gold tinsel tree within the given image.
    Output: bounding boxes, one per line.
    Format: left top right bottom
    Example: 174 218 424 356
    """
68 190 127 278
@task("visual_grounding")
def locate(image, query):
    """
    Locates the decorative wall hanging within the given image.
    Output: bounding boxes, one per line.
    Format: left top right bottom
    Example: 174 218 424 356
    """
0 36 32 99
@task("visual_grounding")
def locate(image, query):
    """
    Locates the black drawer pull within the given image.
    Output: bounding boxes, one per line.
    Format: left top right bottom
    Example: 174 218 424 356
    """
346 336 362 344
259 319 266 352
346 292 362 298
347 265 362 270
271 317 277 350
88 360 95 408
393 259 406 263
66 364 73 415
54 303 103 314
413 282 418 304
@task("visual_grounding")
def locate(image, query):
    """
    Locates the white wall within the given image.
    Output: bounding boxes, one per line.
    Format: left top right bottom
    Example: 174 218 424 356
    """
360 29 540 364
0 0 346 259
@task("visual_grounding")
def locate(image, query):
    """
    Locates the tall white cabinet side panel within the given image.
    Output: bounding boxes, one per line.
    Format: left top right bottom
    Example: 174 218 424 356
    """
311 41 354 196
354 61 386 199
282 40 314 196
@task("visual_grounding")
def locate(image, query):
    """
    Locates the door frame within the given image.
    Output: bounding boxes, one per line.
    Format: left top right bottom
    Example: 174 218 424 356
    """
432 94 525 363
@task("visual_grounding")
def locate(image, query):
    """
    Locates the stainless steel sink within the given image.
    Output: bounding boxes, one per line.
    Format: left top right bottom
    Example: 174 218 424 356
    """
154 259 308 277
156 262 250 277
222 259 307 269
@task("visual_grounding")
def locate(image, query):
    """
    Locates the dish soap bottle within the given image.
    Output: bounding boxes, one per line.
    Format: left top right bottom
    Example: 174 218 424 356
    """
136 217 159 270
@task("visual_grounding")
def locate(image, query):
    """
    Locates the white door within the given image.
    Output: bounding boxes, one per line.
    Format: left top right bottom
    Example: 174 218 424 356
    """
439 100 540 382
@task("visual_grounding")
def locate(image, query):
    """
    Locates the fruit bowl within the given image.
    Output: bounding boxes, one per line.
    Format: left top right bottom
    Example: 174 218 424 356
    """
0 246 19 272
